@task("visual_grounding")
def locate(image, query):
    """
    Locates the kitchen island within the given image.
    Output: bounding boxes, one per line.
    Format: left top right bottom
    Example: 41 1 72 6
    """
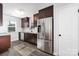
0 33 11 53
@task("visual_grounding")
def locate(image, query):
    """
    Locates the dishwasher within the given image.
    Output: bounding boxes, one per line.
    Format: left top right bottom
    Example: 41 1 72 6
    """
20 32 24 40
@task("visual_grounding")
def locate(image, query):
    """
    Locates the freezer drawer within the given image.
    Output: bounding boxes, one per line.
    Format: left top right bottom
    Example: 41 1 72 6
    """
37 39 44 51
37 39 53 54
44 40 53 54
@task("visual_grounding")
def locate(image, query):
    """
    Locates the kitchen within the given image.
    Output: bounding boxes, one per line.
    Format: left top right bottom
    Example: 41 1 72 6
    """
0 3 53 56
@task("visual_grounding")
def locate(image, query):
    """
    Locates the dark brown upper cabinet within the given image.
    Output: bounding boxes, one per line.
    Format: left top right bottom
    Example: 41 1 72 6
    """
0 3 3 26
21 17 29 28
33 13 39 27
39 5 53 19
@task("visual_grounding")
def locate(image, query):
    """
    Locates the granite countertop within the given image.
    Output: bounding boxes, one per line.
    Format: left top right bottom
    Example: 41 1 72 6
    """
20 31 37 34
0 33 10 36
20 27 38 34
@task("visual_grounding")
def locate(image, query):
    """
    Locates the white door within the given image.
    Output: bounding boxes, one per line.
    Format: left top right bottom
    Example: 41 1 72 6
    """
58 4 78 56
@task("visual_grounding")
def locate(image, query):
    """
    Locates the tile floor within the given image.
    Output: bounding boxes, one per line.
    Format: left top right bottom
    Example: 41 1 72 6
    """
0 40 52 56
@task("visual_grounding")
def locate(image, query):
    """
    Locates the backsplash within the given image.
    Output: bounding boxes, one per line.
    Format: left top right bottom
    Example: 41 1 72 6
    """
21 27 37 33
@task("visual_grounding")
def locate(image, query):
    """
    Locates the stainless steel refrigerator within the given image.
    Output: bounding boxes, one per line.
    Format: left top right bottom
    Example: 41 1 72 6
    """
37 17 53 55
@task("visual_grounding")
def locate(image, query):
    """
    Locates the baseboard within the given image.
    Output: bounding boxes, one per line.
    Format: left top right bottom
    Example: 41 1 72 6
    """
53 52 59 56
11 39 19 42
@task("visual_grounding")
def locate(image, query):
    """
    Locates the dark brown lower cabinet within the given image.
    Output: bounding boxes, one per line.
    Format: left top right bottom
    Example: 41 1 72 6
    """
0 35 11 53
24 33 37 45
19 32 37 45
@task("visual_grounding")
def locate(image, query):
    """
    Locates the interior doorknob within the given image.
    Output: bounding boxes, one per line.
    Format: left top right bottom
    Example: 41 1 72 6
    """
59 34 61 36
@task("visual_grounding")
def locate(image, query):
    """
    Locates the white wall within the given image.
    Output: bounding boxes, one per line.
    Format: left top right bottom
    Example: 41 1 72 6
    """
2 3 21 42
78 4 79 53
54 3 79 56
3 14 21 41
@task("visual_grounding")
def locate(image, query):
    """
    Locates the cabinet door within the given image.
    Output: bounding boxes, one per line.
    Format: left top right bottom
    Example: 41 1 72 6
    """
24 33 37 44
0 4 3 26
21 17 29 28
0 35 11 52
24 33 31 42
39 5 53 19
21 18 25 28
33 13 39 27
33 34 37 44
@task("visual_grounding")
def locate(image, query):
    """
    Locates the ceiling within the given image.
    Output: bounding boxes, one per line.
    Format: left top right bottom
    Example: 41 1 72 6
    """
3 3 53 18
